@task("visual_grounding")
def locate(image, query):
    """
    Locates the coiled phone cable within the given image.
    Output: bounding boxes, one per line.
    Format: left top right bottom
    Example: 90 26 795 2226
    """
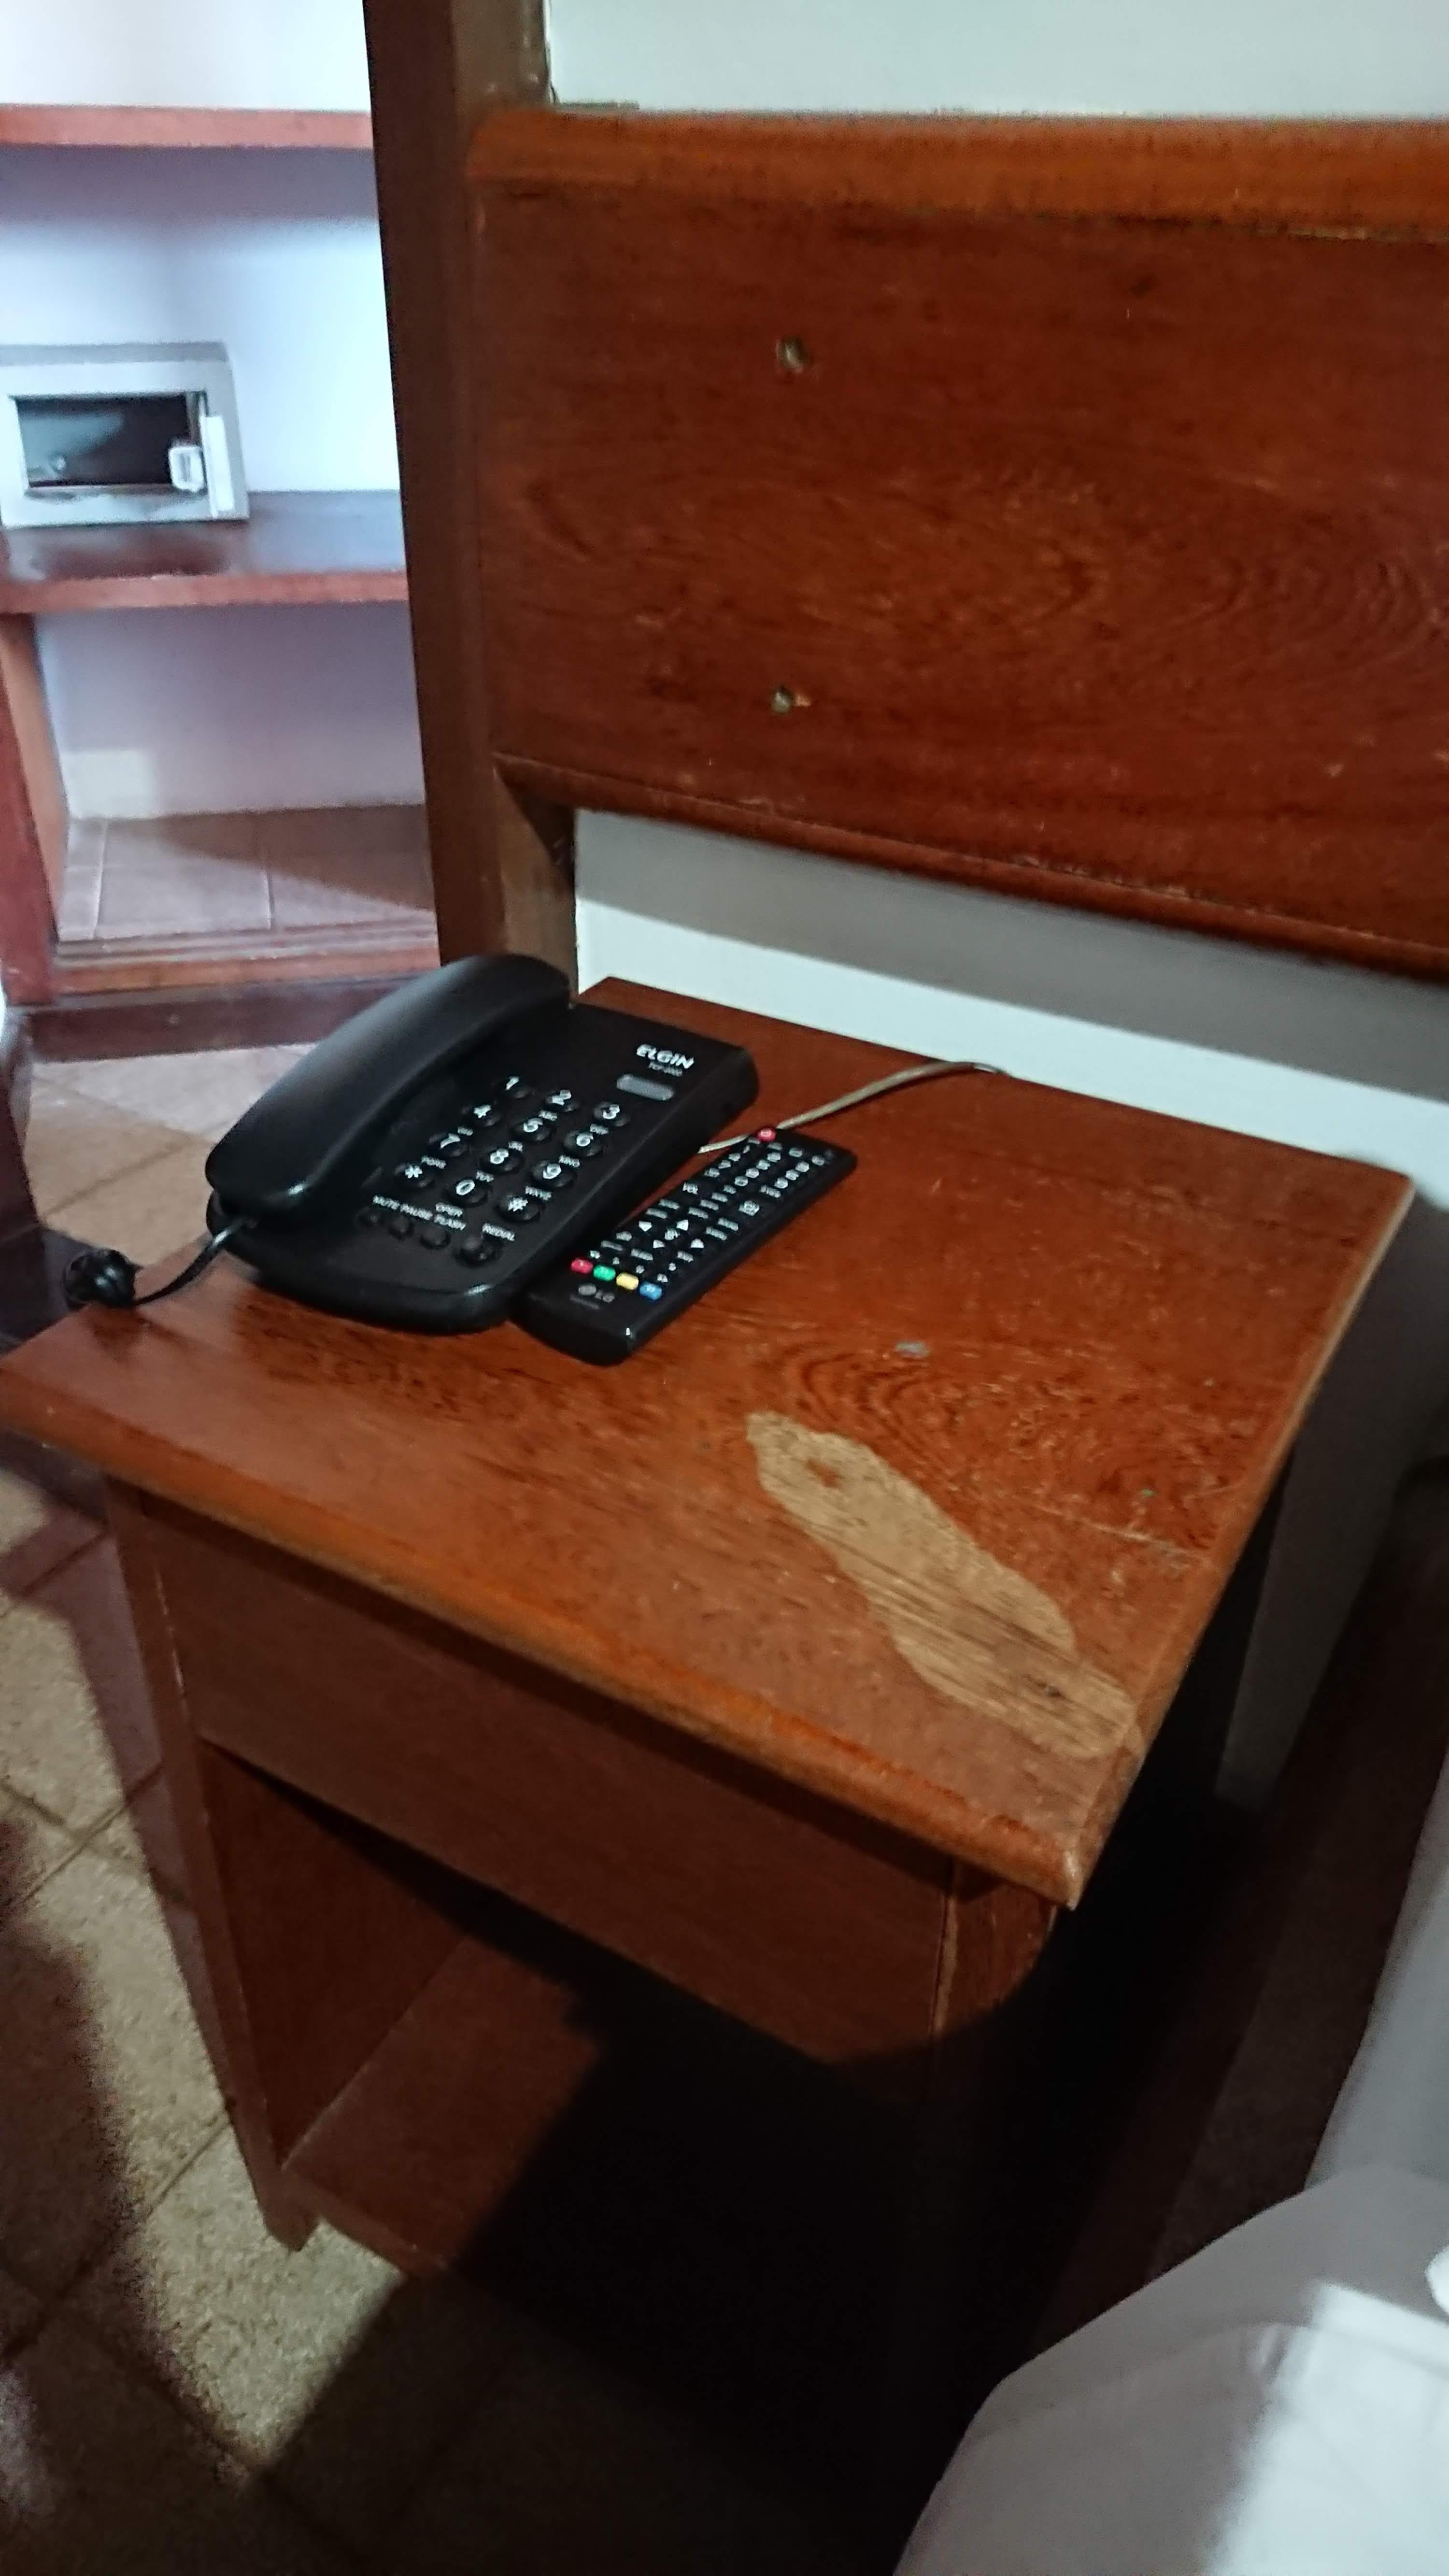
698 1055 1006 1152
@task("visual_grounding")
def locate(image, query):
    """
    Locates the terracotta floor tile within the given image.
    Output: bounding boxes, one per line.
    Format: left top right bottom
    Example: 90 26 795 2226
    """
269 855 433 932
383 2327 852 2576
46 1135 213 1267
97 818 270 940
44 1046 307 1143
68 2126 516 2549
20 1089 192 1223
0 1789 76 1923
260 805 427 866
0 1846 224 2299
0 1540 159 1836
0 2319 353 2574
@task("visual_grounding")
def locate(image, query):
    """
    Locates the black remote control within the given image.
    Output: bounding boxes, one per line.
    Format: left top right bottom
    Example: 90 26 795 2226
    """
517 1126 855 1364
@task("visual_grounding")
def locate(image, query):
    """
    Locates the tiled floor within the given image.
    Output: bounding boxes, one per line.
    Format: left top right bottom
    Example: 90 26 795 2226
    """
55 808 437 968
0 1053 848 2571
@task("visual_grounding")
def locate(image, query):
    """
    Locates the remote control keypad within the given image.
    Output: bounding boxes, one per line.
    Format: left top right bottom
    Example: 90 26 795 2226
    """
520 1128 855 1362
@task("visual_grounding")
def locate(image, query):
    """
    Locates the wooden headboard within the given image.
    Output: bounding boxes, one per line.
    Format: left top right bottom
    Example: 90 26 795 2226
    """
459 111 1449 982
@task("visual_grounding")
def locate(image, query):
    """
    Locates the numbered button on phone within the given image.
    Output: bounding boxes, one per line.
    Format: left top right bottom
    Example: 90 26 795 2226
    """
452 1176 483 1201
396 1160 428 1187
485 1142 525 1174
591 1101 630 1126
564 1128 603 1158
514 1112 557 1141
531 1158 573 1190
500 1192 540 1224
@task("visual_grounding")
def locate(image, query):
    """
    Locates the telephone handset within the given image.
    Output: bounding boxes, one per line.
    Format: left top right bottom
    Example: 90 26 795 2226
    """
192 954 758 1332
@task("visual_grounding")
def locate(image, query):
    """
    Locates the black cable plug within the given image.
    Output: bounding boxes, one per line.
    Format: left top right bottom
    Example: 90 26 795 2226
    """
64 1246 142 1309
64 1223 245 1315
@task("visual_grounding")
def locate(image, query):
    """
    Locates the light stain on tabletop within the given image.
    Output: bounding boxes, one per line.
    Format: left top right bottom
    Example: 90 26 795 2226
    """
747 1413 1140 1764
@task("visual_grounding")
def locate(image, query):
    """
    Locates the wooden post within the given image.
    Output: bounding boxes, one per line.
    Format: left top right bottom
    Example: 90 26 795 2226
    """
0 616 62 1004
362 0 576 979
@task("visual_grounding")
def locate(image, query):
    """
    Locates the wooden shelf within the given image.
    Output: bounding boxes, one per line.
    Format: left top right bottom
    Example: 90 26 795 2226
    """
0 104 372 151
284 1934 608 2273
0 492 407 613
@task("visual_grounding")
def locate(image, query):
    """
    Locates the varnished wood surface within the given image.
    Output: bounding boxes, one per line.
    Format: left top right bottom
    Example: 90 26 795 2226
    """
0 987 1409 1903
473 110 1449 978
0 619 56 1003
134 1492 1029 2073
0 105 373 151
362 0 575 977
470 110 1449 232
0 492 406 614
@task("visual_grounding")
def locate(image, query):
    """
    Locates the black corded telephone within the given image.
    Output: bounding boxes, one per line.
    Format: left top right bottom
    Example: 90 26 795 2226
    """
68 955 758 1334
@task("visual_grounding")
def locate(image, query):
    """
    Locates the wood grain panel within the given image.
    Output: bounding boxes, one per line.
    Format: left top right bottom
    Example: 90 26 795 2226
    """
472 111 1449 977
0 987 1406 1904
140 1494 974 2070
362 0 574 976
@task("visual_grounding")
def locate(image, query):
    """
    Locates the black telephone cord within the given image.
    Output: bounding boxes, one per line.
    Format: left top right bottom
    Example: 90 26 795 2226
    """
60 1062 1007 1318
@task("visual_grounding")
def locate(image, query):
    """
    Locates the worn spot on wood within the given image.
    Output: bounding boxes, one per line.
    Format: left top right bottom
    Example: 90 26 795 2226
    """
746 1412 1139 1763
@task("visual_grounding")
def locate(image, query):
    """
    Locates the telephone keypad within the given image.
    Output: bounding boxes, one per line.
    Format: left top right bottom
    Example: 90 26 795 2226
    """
272 1002 758 1330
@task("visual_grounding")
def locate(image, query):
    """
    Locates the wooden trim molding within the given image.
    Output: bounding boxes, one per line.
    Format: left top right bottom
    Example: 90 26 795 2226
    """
0 105 373 152
0 619 57 1005
469 109 1449 233
362 0 575 979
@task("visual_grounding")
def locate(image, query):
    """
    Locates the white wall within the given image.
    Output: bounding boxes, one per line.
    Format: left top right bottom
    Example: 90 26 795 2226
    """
0 0 411 818
553 2 1449 1803
0 0 370 113
550 0 1449 116
39 605 424 815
